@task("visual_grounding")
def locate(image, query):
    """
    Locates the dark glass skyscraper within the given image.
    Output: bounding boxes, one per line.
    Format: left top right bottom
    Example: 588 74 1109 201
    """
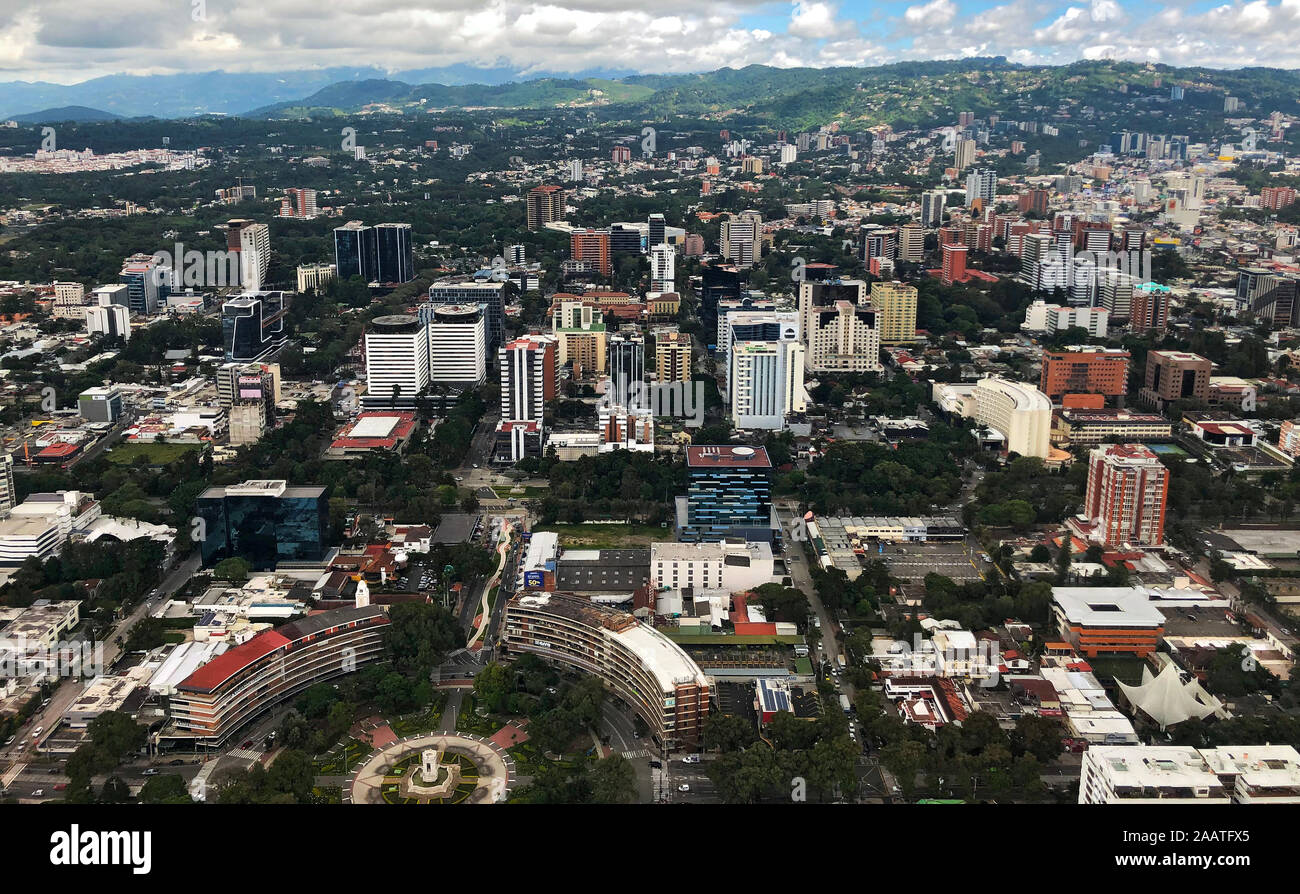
197 480 330 568
222 292 286 362
375 223 415 284
334 221 380 282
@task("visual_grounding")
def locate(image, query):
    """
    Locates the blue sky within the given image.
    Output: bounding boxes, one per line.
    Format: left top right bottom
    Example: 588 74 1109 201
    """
2 0 1299 84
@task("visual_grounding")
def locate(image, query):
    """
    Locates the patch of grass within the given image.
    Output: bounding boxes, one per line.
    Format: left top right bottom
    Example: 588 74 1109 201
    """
105 442 201 465
313 737 371 775
532 522 674 549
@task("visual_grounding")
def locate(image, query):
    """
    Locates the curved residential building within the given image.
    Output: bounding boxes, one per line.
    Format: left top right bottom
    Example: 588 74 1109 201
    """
933 376 1051 459
501 593 710 748
165 605 389 746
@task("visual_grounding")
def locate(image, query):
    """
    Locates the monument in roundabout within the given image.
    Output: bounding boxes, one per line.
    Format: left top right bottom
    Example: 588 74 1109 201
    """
345 732 515 805
401 746 464 799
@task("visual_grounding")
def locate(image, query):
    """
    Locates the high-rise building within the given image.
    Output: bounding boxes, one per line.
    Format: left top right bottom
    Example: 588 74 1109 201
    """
1129 284 1170 334
375 223 415 284
225 219 270 292
1141 350 1211 408
427 304 487 388
1020 233 1053 289
920 190 947 227
566 159 584 182
296 262 337 293
860 226 897 263
1040 349 1131 402
647 213 667 250
797 279 865 345
896 223 925 262
941 243 968 285
570 229 612 276
0 452 14 515
807 301 881 373
217 362 280 412
606 330 645 406
334 220 379 282
965 168 997 209
729 338 806 430
496 334 558 462
526 185 566 230
363 315 430 409
51 281 86 319
551 297 608 377
720 211 763 268
870 281 919 345
425 279 510 352
85 290 131 341
278 188 318 219
954 138 976 171
119 253 168 315
1261 187 1297 211
1018 189 1049 216
1082 444 1170 547
78 386 122 423
650 243 675 293
655 328 692 383
681 445 774 542
222 292 287 362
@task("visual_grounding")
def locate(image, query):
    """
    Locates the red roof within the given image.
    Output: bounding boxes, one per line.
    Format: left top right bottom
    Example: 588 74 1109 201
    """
179 630 291 693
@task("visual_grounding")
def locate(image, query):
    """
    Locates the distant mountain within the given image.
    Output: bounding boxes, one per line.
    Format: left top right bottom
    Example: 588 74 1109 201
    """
8 105 121 124
6 58 1300 130
244 76 658 118
0 65 650 120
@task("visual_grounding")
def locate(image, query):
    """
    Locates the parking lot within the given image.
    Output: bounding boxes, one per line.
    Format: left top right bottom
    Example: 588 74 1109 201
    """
878 540 990 583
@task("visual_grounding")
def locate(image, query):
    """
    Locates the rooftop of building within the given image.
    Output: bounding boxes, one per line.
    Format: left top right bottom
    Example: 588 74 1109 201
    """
1052 586 1168 628
507 592 708 691
685 445 772 469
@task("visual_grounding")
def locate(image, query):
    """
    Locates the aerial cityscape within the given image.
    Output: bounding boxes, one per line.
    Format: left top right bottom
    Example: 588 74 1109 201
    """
1 0 1299 855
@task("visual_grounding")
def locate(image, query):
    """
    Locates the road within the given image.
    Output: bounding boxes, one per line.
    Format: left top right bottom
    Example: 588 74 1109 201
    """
1 550 201 777
774 501 855 702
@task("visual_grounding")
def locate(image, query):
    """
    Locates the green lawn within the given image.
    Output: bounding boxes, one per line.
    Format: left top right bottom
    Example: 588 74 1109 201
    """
105 442 201 465
532 522 675 548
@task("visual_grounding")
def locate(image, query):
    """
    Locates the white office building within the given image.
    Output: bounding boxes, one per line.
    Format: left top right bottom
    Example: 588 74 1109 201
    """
729 338 806 430
363 315 430 408
650 243 675 293
932 376 1052 458
427 304 487 388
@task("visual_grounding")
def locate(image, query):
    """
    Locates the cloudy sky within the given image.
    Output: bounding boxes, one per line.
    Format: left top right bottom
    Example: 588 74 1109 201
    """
2 0 1300 84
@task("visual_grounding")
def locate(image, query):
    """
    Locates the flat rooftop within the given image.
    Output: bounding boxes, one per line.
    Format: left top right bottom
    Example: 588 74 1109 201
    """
1053 587 1167 628
686 445 772 469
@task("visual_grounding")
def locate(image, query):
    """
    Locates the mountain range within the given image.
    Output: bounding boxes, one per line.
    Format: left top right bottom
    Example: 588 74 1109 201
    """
4 59 1300 131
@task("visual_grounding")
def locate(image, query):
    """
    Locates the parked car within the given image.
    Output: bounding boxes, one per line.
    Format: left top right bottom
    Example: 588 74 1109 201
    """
677 784 690 792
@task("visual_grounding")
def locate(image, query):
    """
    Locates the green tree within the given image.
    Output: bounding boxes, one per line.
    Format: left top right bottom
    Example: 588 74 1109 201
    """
214 557 252 580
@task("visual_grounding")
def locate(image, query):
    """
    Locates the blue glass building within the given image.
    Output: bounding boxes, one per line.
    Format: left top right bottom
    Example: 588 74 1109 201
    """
197 480 330 568
680 445 773 543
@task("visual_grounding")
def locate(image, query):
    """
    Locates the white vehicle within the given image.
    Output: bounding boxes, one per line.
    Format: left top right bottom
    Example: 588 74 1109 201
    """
677 784 690 792
682 754 701 764
31 726 43 738
32 789 43 797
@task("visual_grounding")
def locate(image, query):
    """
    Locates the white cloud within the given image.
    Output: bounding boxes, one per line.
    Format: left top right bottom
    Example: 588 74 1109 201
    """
9 0 1300 85
789 1 839 39
904 0 958 26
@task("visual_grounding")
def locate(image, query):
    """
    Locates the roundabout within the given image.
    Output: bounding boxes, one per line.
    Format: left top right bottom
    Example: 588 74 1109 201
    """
344 732 516 804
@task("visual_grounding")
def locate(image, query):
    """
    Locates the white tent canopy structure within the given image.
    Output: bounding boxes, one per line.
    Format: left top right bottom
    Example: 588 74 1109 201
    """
1117 661 1219 730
